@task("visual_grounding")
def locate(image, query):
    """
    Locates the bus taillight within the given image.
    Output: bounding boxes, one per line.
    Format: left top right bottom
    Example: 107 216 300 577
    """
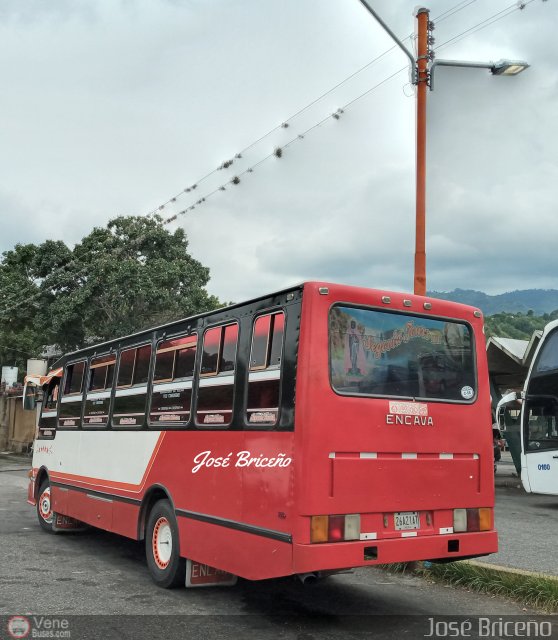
453 508 492 533
311 514 360 543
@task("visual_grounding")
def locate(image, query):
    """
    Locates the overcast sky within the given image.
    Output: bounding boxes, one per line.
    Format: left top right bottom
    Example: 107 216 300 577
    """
0 0 556 302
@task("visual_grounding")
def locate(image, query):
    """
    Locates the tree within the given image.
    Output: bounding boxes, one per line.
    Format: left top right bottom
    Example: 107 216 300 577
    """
0 215 222 361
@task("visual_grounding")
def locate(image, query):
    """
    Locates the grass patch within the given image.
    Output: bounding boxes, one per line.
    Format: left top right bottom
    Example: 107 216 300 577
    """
380 561 558 613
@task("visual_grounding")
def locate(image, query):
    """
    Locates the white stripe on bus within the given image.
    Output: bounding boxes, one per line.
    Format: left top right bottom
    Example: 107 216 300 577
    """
114 385 148 398
152 380 193 393
86 391 111 400
248 369 281 382
198 375 235 388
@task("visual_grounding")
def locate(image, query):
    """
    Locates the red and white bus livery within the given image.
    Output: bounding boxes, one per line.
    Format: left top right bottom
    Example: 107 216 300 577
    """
26 282 497 587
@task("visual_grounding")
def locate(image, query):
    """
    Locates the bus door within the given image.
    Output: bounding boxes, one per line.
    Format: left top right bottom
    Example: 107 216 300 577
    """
522 325 558 495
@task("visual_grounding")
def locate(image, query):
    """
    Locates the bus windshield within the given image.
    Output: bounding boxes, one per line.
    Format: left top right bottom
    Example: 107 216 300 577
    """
329 305 475 402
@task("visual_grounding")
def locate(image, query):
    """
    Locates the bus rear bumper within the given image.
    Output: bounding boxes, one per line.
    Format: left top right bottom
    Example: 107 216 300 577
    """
292 531 498 573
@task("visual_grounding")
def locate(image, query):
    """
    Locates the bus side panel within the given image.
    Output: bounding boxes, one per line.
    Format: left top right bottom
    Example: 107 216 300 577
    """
177 518 293 581
67 489 113 531
142 431 296 578
111 502 140 539
50 484 69 515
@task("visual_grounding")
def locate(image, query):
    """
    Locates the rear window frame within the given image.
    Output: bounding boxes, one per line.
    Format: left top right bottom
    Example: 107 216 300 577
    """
328 302 478 405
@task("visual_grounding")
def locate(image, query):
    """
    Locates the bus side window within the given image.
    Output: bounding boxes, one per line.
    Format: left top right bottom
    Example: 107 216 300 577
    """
196 323 238 428
113 345 152 428
38 380 60 439
44 381 59 410
59 361 85 428
84 354 116 428
247 312 284 426
150 335 197 427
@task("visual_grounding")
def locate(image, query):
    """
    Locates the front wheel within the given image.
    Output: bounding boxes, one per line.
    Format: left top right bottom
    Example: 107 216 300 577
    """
37 479 55 534
145 499 186 588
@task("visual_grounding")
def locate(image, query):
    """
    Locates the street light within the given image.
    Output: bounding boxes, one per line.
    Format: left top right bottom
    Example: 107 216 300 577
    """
357 3 529 296
430 59 529 89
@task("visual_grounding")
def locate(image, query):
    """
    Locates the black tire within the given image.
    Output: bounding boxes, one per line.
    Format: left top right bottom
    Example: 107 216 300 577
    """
145 499 186 588
36 479 55 534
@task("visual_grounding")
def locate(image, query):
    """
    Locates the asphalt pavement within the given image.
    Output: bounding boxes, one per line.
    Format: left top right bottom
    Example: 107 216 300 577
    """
1 464 547 640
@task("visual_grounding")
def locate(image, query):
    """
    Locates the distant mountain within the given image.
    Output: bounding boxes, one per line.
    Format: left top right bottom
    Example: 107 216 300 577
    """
427 288 558 316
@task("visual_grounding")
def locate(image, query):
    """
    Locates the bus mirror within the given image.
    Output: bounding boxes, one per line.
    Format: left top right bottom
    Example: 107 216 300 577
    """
23 384 37 411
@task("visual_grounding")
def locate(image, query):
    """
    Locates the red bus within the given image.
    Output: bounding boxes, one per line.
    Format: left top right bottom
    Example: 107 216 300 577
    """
25 282 497 587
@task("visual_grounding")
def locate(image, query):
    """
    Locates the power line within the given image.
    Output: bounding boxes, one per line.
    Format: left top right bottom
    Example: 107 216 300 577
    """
148 39 413 217
146 0 498 221
435 0 537 51
157 0 547 226
433 0 478 24
159 64 409 228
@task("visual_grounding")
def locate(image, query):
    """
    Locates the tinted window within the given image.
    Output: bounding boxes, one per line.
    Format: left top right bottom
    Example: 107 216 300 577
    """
44 381 60 410
269 313 284 367
524 397 558 452
220 324 238 372
250 313 284 370
154 350 174 382
64 362 85 395
117 349 135 387
534 330 558 374
329 306 475 402
89 355 116 391
201 327 220 375
133 345 152 385
251 315 271 369
175 347 196 379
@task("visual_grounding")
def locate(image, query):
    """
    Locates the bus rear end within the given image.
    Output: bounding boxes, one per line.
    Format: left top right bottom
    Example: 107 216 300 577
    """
292 282 497 574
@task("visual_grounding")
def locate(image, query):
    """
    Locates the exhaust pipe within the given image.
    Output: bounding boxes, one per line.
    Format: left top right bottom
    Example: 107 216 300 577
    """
297 572 318 585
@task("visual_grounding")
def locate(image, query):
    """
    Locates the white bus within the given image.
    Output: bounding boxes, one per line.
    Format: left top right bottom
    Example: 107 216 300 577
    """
497 319 558 495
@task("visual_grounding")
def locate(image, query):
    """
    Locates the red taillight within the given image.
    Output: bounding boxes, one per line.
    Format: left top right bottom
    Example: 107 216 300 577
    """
311 514 360 543
454 508 492 532
466 508 480 532
328 516 345 542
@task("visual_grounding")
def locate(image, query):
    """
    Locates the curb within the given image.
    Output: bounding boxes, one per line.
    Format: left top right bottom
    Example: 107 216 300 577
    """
469 559 558 582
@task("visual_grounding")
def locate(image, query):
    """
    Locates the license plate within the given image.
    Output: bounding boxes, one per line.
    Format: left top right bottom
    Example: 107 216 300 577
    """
394 511 420 530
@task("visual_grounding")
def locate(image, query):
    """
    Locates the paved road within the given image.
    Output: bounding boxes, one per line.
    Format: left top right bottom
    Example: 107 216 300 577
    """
0 466 550 640
474 454 558 576
477 486 558 576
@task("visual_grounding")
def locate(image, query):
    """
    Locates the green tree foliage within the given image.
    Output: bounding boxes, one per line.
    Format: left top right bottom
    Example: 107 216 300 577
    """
0 216 221 368
484 309 558 340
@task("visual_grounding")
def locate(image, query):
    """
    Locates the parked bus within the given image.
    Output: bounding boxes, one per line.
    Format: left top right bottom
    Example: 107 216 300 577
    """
25 282 497 588
497 319 558 496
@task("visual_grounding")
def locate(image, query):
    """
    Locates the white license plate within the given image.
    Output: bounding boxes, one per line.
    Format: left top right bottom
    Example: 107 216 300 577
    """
394 511 420 530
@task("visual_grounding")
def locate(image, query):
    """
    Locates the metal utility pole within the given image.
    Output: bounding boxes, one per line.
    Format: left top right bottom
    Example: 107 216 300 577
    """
358 2 527 298
414 8 431 297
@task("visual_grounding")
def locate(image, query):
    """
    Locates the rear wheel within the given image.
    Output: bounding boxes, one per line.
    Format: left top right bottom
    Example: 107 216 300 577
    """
145 499 186 588
37 479 55 534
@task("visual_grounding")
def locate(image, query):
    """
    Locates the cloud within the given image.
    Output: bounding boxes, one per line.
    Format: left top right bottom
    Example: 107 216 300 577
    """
0 0 556 304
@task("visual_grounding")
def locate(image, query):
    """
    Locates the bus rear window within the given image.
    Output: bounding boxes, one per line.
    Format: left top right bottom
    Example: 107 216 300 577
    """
329 306 475 402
